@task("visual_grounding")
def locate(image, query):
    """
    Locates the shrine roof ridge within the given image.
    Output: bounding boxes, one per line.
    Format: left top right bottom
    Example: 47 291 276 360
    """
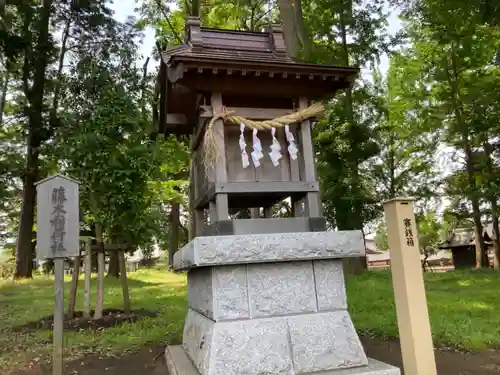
160 22 359 75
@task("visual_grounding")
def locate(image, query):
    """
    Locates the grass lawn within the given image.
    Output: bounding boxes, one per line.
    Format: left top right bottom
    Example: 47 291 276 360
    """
0 266 187 372
346 269 500 351
1 267 500 372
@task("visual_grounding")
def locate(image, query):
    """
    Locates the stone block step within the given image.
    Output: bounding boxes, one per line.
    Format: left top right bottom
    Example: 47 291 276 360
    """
165 345 401 375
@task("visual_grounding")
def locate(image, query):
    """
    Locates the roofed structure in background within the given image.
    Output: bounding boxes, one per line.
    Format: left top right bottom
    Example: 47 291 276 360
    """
158 17 359 136
438 225 498 249
438 227 476 249
438 226 495 268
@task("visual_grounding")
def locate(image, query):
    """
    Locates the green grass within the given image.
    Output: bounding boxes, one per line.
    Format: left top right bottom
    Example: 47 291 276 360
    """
0 266 187 372
346 269 500 351
1 267 500 372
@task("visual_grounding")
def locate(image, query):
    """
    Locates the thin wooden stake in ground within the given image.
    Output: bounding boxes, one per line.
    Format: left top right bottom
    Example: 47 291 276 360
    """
53 258 65 375
95 224 105 319
83 240 92 319
118 250 131 314
67 253 81 318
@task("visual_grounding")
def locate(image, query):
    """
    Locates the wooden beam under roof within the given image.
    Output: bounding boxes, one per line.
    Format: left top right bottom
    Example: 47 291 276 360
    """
165 113 188 125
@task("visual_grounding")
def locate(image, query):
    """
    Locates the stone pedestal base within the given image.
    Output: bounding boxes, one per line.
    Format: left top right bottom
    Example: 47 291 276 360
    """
165 346 400 375
168 232 400 375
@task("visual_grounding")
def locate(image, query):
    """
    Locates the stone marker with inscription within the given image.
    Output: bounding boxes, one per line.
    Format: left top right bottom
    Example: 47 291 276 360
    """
36 174 80 375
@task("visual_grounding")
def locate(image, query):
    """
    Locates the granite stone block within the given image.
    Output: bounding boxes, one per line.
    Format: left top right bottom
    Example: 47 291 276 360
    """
212 265 249 320
173 231 365 271
248 261 317 317
314 260 347 311
211 318 293 375
287 310 368 373
187 266 250 321
187 268 214 319
321 358 401 375
165 346 401 375
182 309 213 375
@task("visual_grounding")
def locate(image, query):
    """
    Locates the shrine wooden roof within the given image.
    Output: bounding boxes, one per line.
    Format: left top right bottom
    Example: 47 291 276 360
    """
161 28 296 65
161 20 358 83
158 17 359 135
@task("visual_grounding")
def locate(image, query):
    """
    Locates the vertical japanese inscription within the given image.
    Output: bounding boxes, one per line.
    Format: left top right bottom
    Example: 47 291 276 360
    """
50 186 67 254
403 217 414 247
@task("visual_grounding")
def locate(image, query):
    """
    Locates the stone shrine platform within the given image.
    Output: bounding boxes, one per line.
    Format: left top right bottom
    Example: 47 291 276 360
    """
166 231 400 375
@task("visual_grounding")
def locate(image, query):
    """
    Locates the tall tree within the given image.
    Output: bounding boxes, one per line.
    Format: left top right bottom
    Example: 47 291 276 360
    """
14 0 54 278
416 1 497 267
367 57 439 202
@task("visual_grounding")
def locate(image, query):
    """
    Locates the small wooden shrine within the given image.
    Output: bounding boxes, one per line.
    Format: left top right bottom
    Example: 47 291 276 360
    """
159 17 359 238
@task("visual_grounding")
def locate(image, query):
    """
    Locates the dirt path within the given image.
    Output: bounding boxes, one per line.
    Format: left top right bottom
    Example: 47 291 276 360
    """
7 336 500 375
360 336 500 375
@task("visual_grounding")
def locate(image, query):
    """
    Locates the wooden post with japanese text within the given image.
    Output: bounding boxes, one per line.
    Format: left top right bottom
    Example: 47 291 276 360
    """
383 197 437 375
35 175 80 375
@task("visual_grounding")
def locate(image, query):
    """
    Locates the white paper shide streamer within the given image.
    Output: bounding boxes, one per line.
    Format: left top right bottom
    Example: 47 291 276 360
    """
285 125 298 160
239 123 250 168
269 127 282 167
251 128 264 167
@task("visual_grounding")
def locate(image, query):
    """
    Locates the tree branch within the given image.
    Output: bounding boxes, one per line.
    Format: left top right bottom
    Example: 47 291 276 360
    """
156 0 183 44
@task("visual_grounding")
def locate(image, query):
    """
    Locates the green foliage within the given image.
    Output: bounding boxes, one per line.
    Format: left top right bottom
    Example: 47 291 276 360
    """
415 210 442 256
374 221 388 251
55 17 188 248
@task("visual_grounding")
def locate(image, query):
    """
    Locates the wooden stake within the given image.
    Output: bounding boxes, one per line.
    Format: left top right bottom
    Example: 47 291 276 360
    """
383 198 437 375
67 254 81 318
118 251 131 314
94 224 105 319
83 240 92 319
53 258 64 375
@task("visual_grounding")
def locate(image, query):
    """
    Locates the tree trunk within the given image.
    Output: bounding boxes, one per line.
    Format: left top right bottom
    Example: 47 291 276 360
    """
293 0 311 59
15 0 53 279
490 213 500 269
191 0 200 16
464 144 487 268
94 223 105 319
338 0 366 272
447 41 487 268
83 240 92 319
168 202 180 269
482 138 499 269
278 0 299 58
118 251 131 314
0 69 9 125
14 146 38 279
107 251 119 278
67 255 81 318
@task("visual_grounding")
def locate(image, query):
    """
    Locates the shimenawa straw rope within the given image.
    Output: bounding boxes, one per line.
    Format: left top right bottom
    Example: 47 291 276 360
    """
203 102 324 171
